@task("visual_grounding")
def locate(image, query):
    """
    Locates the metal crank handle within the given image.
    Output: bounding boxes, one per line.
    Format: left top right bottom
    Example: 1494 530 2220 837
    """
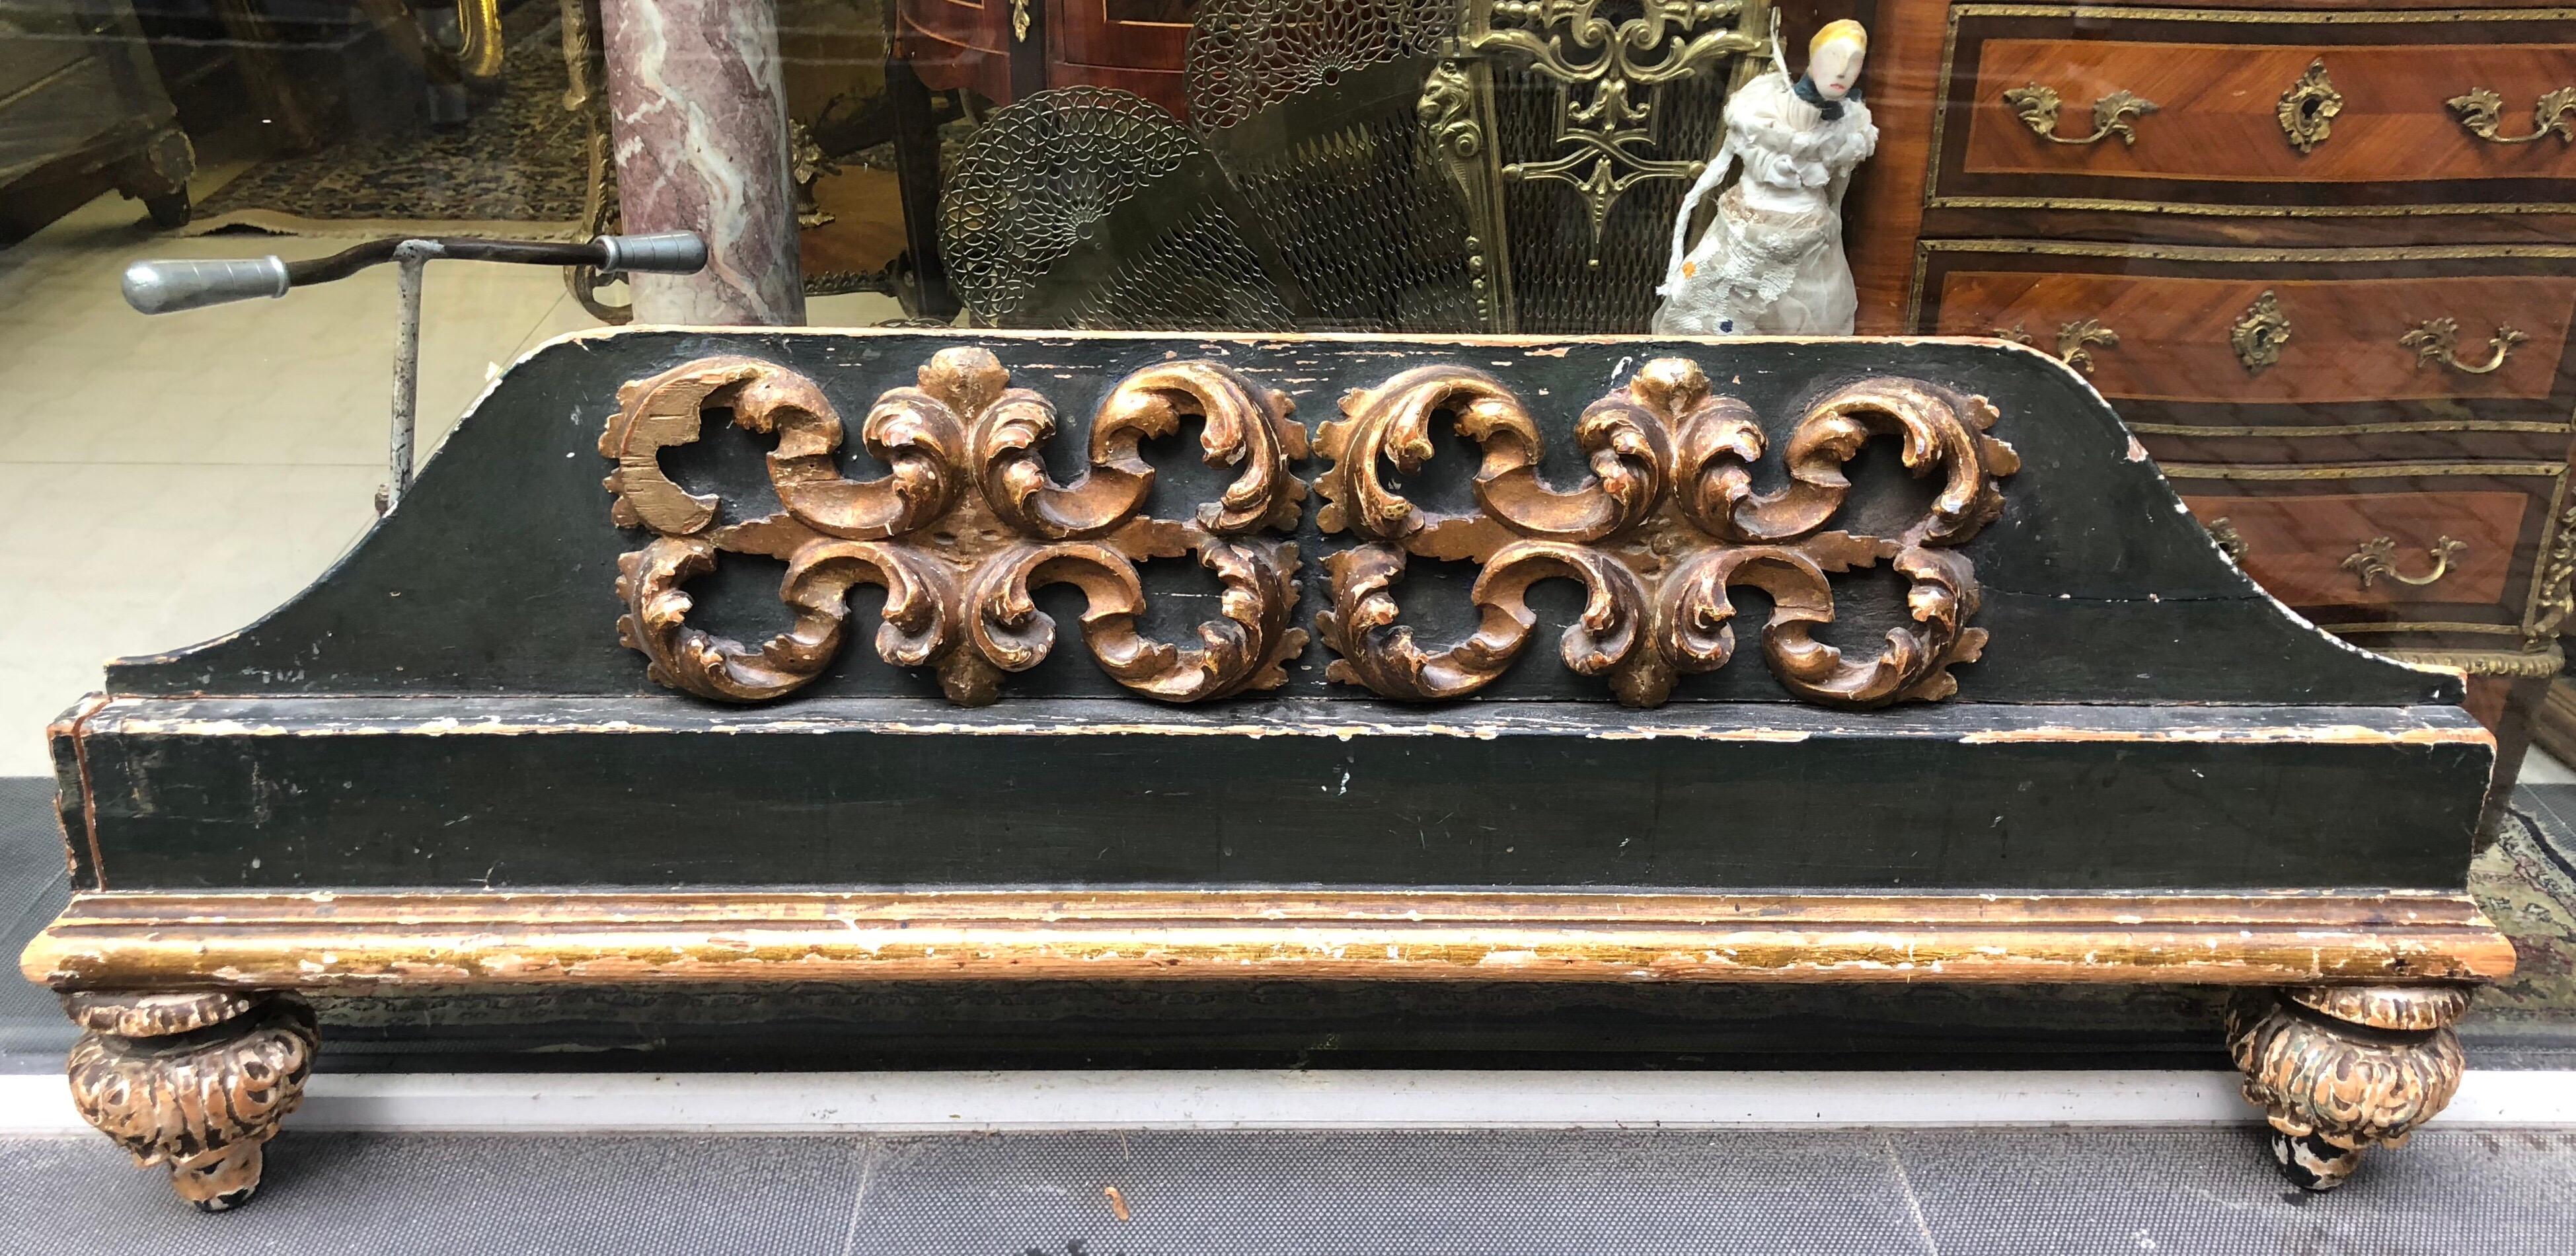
120 231 708 314
117 256 291 315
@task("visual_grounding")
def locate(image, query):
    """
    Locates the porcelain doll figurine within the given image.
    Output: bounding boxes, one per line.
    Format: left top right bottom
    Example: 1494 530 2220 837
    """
1652 20 1878 336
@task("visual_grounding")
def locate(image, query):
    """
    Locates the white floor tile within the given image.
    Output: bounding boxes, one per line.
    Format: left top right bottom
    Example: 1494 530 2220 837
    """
2523 746 2576 786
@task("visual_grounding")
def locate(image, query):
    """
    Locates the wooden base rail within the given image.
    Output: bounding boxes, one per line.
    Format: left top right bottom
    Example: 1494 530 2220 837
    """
23 889 2508 1207
24 890 2515 990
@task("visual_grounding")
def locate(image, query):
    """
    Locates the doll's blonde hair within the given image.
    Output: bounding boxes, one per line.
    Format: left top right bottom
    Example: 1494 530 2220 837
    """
1809 19 1867 59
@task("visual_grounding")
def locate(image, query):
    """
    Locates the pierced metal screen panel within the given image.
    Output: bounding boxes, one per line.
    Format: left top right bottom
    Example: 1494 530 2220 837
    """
938 89 1200 324
1061 206 1300 332
1185 0 1460 133
1225 110 1482 332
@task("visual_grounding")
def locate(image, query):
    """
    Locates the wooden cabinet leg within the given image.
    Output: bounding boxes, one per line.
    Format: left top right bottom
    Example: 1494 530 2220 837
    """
2224 985 2470 1191
61 992 319 1211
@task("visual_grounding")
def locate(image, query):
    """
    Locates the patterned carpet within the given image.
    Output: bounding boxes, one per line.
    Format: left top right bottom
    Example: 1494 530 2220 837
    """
188 12 589 239
2474 797 2576 1031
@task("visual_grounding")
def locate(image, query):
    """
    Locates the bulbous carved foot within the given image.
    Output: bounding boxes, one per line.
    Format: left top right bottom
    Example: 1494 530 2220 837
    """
61 991 319 1211
2224 985 2470 1192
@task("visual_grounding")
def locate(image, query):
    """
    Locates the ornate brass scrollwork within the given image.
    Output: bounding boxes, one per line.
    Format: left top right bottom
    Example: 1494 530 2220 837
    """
1450 0 1765 257
2402 317 2528 375
2002 83 2158 147
1994 319 2118 373
2343 535 2468 589
1418 54 1510 329
2054 318 2117 373
1010 0 1031 41
2277 59 2343 154
2447 87 2576 144
601 349 1310 706
1312 360 2019 709
2231 291 2291 375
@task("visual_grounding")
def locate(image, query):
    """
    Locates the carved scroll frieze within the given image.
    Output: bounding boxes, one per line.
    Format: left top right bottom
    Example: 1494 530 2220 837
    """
1312 360 2018 708
601 348 1310 706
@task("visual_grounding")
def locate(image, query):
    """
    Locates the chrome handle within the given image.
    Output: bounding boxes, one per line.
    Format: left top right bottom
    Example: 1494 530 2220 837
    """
2343 536 2466 588
2402 317 2528 375
2002 84 2158 146
121 256 290 314
2448 87 2576 144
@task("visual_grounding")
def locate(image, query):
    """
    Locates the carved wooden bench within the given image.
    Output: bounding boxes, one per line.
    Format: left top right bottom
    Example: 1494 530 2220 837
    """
25 331 2510 1208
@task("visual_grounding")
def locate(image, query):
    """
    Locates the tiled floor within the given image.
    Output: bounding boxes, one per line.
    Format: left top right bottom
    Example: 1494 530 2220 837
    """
0 182 901 776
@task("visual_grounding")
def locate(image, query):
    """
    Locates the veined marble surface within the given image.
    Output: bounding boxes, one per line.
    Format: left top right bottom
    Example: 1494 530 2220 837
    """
599 0 808 325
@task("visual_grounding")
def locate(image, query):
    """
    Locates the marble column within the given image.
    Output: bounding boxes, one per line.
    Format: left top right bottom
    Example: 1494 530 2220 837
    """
598 0 807 325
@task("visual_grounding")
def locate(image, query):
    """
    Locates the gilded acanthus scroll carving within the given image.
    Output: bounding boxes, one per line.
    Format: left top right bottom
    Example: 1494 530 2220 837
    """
63 992 319 1210
2226 986 2472 1191
1312 359 2018 707
601 348 1309 705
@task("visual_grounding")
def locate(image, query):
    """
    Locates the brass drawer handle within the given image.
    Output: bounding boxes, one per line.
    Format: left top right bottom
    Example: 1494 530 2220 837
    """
1994 318 2119 373
2401 317 2528 375
2343 535 2466 588
2003 84 2158 147
2448 87 2576 144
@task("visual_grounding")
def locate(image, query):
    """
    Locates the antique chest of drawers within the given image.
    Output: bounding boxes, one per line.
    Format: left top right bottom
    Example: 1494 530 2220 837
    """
1854 3 2576 802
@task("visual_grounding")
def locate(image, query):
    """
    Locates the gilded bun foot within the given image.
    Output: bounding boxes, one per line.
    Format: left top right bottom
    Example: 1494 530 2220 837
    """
2224 985 2471 1192
61 992 318 1210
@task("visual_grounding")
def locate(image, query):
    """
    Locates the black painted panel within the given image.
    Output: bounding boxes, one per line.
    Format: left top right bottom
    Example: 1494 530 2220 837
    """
71 697 2488 892
103 331 2453 709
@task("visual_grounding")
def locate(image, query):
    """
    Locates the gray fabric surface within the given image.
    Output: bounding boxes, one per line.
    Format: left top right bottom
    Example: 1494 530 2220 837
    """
0 777 71 1060
0 1127 2569 1255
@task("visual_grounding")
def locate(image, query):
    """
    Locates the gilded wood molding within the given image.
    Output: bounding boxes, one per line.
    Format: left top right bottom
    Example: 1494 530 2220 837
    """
19 890 2517 992
601 348 1310 706
1312 360 2020 708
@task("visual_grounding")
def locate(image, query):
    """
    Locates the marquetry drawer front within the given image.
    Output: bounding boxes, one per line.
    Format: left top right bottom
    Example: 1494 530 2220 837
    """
2168 463 2569 647
899 0 1010 102
1935 7 2576 216
1914 242 2576 435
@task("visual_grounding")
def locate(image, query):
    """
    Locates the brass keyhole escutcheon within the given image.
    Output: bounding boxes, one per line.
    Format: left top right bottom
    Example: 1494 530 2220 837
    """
2231 291 2291 374
2277 59 2343 153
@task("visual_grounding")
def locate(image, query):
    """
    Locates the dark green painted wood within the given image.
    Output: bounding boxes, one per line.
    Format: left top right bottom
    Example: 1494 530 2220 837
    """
103 331 2456 708
65 697 2488 892
48 332 2487 904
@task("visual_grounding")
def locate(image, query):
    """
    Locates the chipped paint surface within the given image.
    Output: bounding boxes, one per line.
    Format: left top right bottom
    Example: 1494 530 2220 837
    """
1959 724 2495 748
89 697 2486 746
